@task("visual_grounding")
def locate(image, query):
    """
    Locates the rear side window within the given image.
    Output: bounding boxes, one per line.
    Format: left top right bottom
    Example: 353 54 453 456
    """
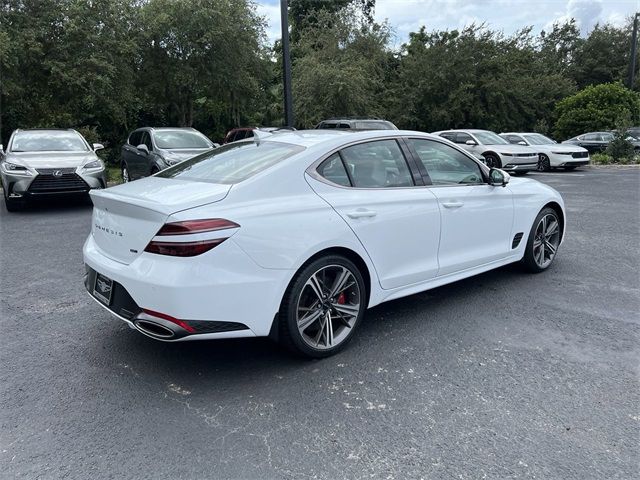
454 132 473 144
317 153 350 187
339 140 413 188
409 139 483 185
129 131 142 146
319 122 337 129
157 141 305 184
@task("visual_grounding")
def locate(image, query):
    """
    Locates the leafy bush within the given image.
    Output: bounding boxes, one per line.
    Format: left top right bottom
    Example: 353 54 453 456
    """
553 83 640 139
590 153 612 164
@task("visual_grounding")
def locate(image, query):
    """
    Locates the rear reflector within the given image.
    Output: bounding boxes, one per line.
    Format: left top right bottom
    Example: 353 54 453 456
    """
144 238 227 257
142 308 196 333
157 219 239 236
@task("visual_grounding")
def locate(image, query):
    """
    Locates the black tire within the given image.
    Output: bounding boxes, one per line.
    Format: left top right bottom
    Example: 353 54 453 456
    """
4 195 24 212
278 254 367 358
3 187 25 212
122 163 130 182
537 154 551 172
521 207 561 273
483 153 501 169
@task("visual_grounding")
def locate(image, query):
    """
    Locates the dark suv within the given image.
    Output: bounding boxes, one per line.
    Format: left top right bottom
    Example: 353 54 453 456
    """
120 127 217 182
316 118 397 131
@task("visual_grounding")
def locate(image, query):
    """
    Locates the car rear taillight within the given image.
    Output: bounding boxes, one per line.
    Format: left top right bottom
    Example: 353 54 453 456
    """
156 219 239 235
144 218 239 257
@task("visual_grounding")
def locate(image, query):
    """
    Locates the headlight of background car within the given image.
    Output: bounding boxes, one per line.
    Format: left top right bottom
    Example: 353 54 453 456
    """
1 162 33 176
83 160 104 170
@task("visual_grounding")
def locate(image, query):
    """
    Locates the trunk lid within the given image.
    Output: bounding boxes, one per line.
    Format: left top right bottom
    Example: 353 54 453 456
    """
90 177 231 264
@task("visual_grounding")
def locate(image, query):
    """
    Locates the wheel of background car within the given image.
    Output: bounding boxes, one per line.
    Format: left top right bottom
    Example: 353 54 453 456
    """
537 154 551 172
483 153 501 168
521 207 561 273
122 164 130 182
278 255 366 358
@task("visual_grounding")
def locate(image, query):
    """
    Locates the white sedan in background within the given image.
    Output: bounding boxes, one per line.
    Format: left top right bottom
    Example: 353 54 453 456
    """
500 132 590 171
432 129 539 173
84 130 565 357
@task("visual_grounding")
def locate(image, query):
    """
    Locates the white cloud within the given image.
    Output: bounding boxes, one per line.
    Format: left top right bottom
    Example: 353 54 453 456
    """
255 0 638 45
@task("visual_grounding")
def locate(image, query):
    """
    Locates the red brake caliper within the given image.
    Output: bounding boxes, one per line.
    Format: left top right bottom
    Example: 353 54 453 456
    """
337 292 346 304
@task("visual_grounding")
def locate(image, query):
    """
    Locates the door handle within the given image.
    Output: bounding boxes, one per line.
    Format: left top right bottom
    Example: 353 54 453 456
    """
442 201 464 209
346 209 377 219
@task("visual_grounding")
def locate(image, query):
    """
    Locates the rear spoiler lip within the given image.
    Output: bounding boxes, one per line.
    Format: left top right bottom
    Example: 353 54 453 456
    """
89 182 233 217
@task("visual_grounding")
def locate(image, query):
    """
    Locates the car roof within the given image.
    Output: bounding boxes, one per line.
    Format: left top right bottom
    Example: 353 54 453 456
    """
13 128 78 134
252 129 440 149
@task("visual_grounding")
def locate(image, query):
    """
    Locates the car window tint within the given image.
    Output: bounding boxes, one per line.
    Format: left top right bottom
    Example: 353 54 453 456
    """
317 153 351 187
142 132 153 150
10 131 89 152
584 133 598 141
601 133 614 141
454 133 473 144
439 133 455 141
506 135 522 144
129 131 141 146
156 141 305 184
338 123 351 129
319 123 336 129
339 139 413 188
153 130 212 149
409 139 484 186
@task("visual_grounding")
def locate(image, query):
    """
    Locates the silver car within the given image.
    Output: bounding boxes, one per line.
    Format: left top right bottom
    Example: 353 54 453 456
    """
432 129 539 173
0 129 106 211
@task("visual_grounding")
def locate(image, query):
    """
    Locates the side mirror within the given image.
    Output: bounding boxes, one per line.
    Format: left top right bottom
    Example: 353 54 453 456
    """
489 168 510 187
518 141 527 146
93 143 104 151
136 144 149 155
465 139 477 146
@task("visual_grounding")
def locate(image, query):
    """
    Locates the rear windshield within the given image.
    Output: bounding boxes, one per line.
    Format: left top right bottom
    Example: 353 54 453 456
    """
156 141 305 184
353 121 396 130
153 130 212 149
11 131 89 152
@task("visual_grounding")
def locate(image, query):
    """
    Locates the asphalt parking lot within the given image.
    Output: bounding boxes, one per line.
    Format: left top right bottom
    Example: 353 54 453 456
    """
1 167 638 479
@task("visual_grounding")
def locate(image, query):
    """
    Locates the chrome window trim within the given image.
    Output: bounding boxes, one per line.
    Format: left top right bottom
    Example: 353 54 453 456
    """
307 134 492 190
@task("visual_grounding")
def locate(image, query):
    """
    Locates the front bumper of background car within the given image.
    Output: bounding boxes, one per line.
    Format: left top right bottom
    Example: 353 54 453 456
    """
1 166 106 199
546 152 590 167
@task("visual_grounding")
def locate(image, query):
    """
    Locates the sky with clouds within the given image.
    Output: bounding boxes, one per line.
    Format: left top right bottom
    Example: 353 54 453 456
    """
257 0 639 47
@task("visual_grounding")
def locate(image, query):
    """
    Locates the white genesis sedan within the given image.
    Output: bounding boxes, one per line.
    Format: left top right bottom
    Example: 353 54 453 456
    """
84 130 565 357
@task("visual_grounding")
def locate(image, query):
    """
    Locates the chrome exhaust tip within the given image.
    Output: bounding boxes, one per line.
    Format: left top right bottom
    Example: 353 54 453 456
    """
134 319 176 339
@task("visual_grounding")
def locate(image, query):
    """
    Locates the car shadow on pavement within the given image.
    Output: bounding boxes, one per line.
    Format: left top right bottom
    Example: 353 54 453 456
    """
3 195 93 214
90 263 527 385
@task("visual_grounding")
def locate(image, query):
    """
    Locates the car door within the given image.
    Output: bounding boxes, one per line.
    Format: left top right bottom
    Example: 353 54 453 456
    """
140 131 155 176
307 138 441 290
453 132 481 156
122 130 142 178
406 138 514 276
579 133 600 153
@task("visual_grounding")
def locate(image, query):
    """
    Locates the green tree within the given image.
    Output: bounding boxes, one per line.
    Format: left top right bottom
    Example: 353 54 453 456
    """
137 0 270 140
553 83 640 139
291 7 392 127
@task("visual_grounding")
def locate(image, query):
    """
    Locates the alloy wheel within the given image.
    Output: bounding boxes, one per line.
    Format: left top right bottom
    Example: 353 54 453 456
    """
122 166 130 183
295 265 361 350
537 154 550 172
532 214 560 269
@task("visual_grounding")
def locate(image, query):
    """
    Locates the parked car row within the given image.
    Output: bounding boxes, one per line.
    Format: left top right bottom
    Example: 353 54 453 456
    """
2 119 636 211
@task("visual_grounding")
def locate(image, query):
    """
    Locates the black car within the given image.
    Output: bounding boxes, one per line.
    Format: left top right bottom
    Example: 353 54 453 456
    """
562 131 640 153
316 118 398 131
120 127 217 182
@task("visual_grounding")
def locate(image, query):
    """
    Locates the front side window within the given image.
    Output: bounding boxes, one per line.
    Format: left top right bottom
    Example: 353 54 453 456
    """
600 133 614 141
339 139 413 188
583 133 598 141
473 131 509 145
153 130 213 149
141 132 153 150
523 134 555 145
156 141 304 184
454 132 474 144
409 138 484 185
505 135 524 145
11 131 88 152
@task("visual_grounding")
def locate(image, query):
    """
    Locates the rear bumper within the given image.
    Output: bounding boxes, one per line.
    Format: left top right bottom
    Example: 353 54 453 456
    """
83 234 292 339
